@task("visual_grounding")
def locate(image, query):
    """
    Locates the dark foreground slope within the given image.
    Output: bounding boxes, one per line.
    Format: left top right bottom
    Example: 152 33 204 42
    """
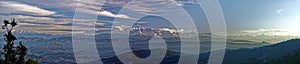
264 49 300 64
201 39 300 64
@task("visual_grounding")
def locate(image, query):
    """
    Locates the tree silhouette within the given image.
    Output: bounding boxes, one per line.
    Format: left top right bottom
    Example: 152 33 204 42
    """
1 19 38 64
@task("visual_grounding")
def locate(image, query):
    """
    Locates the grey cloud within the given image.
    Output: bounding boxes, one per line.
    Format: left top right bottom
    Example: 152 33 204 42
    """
14 0 193 18
0 1 56 16
1 15 110 34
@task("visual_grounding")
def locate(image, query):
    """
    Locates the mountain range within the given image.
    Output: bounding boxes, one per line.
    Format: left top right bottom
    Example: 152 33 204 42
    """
101 39 300 64
0 32 294 64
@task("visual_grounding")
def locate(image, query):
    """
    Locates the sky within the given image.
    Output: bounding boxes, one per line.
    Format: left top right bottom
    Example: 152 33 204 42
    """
0 0 300 37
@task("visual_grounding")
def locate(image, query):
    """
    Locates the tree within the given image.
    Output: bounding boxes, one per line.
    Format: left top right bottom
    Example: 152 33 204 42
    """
1 19 38 64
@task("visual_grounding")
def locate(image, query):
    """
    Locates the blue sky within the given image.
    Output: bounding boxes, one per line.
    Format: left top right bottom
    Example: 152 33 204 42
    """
0 0 299 36
220 0 300 31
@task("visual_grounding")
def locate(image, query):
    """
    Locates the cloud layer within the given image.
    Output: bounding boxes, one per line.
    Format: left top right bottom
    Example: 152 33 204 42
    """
0 1 56 16
0 15 111 34
0 0 194 34
240 28 300 36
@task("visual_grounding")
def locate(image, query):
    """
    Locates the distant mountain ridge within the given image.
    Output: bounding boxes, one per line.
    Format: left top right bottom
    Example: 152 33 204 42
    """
200 39 300 64
9 31 296 64
103 39 300 64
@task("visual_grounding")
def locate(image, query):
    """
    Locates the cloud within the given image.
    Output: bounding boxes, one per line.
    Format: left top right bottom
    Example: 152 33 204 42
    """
276 8 284 15
99 11 134 19
14 0 135 19
0 1 56 16
76 8 135 19
0 0 196 34
16 0 191 16
106 0 190 14
241 28 288 33
240 28 300 36
0 15 110 34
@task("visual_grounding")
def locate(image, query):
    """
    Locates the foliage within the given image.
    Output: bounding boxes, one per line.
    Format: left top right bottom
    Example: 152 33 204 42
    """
0 19 39 64
264 50 300 64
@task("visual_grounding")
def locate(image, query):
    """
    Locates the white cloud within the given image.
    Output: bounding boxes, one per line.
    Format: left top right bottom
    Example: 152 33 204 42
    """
14 0 135 19
107 0 188 14
0 0 196 34
75 8 135 20
241 28 288 33
0 15 110 34
15 0 192 17
0 1 56 16
240 28 300 36
276 8 284 15
99 11 135 20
